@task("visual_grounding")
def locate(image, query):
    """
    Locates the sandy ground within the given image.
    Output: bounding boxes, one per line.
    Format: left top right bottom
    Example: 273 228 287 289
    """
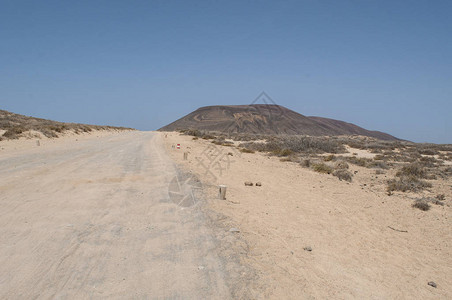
163 131 452 299
0 131 246 299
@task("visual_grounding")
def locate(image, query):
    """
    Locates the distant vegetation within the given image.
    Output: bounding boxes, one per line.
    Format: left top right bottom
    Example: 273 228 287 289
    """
0 110 133 140
179 129 452 192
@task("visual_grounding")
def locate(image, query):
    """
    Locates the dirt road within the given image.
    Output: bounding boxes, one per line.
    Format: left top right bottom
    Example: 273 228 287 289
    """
0 132 231 299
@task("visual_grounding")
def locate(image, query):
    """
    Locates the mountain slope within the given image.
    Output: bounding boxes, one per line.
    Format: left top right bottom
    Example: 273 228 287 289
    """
159 105 399 140
0 109 132 139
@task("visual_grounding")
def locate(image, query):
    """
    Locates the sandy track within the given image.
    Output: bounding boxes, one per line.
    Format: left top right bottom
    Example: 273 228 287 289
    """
0 132 230 299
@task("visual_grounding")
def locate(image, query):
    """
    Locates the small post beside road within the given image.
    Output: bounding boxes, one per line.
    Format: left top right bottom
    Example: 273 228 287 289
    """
183 152 188 160
36 140 40 146
218 185 227 200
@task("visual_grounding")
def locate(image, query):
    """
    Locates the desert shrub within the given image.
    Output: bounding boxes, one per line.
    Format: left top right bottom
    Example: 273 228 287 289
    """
412 200 431 211
396 163 427 178
2 126 26 139
345 156 372 167
436 194 445 201
368 160 389 169
181 129 201 136
418 149 437 155
239 148 255 154
334 160 349 169
375 169 385 175
386 176 432 193
192 137 199 140
312 163 333 174
419 156 441 167
300 159 311 168
333 169 353 182
323 154 335 161
239 136 345 155
274 148 294 156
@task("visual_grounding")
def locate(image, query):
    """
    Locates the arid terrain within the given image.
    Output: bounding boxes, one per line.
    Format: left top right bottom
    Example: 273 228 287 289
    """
164 130 452 299
1 126 451 299
0 130 251 299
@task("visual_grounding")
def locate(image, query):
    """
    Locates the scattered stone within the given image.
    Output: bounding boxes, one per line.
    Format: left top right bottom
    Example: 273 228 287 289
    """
354 171 358 174
229 228 240 233
228 152 233 156
428 281 437 288
198 266 205 270
303 246 312 252
255 182 262 186
229 200 240 204
245 181 253 186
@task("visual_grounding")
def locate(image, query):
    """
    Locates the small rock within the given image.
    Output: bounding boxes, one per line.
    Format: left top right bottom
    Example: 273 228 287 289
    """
245 181 253 186
354 171 358 174
428 281 437 288
229 228 240 233
303 246 312 252
229 200 240 204
228 152 233 156
255 182 262 186
198 266 205 270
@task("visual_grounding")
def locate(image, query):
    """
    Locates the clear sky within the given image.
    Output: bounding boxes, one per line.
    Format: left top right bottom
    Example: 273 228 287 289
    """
1 1 451 143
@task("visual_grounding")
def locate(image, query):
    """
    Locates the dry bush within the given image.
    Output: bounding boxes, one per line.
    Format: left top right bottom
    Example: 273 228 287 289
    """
345 156 372 167
334 160 349 169
386 176 432 193
396 162 427 178
2 126 26 139
239 136 345 155
312 163 333 174
323 154 335 161
367 160 389 169
300 159 311 168
274 148 294 156
412 200 431 211
239 148 255 154
436 194 445 201
333 169 353 182
375 169 385 175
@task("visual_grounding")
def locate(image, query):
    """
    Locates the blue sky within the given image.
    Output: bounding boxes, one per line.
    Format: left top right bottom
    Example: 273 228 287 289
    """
1 0 451 143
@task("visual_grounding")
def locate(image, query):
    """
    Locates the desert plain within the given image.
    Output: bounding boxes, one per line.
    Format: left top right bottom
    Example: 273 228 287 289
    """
0 129 451 299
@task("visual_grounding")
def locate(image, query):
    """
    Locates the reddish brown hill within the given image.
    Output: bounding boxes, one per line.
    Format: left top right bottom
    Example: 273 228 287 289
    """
159 105 399 140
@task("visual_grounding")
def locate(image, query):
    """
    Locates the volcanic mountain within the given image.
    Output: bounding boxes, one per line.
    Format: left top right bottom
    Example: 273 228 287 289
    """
159 105 399 140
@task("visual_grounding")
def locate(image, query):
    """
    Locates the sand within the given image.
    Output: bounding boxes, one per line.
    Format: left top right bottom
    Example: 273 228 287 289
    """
0 131 239 298
163 131 452 299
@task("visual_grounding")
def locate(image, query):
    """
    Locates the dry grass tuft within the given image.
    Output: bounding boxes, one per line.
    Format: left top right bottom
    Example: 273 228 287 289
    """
312 163 333 174
412 200 431 211
333 169 353 182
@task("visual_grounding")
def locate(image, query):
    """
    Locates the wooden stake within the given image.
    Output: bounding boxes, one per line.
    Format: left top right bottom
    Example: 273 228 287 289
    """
218 185 227 200
183 152 188 160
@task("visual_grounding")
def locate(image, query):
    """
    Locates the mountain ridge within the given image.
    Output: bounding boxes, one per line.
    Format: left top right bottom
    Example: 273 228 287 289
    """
159 104 399 141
